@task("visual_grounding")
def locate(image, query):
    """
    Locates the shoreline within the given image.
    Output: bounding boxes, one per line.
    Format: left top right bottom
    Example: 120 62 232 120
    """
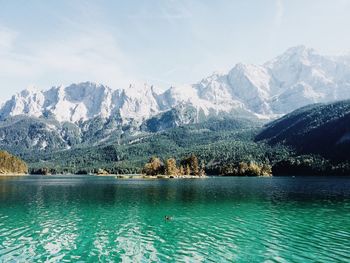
0 173 28 176
0 173 207 179
2 173 350 178
114 174 207 179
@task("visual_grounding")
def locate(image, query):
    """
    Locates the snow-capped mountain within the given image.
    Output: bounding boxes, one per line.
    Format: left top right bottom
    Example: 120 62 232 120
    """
1 45 350 126
0 82 161 123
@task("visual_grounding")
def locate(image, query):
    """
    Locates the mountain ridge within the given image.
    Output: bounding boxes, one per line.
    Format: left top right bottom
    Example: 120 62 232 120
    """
255 99 350 161
2 45 350 155
2 45 350 126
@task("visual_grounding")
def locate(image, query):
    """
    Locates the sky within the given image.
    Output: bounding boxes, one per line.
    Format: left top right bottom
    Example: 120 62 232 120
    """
1 0 350 102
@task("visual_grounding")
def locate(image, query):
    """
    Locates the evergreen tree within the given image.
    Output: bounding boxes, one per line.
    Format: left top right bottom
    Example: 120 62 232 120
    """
189 154 199 176
185 164 191 175
165 158 178 175
179 165 185 175
199 161 206 176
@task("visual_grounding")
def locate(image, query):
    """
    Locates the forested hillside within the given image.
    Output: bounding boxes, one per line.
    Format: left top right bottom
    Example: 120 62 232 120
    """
28 117 290 174
11 100 350 176
256 100 350 160
0 150 28 174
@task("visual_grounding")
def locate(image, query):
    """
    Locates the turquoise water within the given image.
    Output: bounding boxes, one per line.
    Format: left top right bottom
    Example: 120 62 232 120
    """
0 176 349 262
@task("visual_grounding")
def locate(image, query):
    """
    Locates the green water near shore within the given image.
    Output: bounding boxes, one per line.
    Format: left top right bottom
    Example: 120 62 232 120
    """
0 176 349 262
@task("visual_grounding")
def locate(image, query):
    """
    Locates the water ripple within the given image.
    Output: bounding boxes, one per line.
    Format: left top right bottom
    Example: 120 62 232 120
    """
0 176 349 262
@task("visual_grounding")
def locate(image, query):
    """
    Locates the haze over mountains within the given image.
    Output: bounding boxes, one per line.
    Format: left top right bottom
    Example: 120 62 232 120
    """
2 45 350 125
1 45 350 155
1 45 350 176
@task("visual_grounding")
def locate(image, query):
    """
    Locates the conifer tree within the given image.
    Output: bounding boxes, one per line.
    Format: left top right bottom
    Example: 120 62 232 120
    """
185 164 191 175
165 158 178 175
179 165 185 175
189 154 199 176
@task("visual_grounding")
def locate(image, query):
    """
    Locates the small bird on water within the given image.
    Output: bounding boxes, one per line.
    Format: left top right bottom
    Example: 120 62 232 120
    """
164 215 172 221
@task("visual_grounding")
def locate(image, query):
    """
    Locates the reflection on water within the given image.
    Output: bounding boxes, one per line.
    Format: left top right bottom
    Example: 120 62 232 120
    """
0 176 350 262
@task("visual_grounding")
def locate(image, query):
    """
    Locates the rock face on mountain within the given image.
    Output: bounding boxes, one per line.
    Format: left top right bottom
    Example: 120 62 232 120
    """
1 45 350 153
1 46 350 125
0 83 160 123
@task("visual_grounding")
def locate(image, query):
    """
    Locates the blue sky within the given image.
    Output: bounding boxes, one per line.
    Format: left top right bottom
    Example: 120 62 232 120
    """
1 0 350 101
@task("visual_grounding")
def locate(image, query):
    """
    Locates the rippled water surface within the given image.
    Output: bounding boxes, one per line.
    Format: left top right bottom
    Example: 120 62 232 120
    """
0 176 350 262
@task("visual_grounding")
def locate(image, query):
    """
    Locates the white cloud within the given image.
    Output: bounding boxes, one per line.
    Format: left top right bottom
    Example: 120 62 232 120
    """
0 26 18 51
266 0 285 51
35 32 130 86
127 1 192 22
0 25 133 95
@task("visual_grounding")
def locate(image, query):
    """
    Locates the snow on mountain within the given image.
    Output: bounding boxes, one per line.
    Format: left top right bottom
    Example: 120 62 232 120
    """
118 84 160 123
265 45 350 112
2 45 350 126
0 82 161 123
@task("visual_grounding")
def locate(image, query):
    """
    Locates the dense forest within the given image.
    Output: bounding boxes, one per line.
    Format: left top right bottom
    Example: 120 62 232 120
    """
10 100 350 176
27 117 286 175
256 100 350 160
142 154 206 176
256 100 350 175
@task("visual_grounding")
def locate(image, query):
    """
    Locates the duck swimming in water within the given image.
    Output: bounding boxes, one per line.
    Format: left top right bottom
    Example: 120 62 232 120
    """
164 215 172 221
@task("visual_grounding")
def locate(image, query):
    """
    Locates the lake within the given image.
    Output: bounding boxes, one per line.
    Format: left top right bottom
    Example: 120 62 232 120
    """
0 176 349 262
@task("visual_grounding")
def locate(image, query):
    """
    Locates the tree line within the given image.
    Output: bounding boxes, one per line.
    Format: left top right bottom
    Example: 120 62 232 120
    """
208 162 272 176
0 150 28 174
142 154 206 176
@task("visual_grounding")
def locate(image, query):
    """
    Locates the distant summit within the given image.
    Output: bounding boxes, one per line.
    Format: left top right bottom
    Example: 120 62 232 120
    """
1 46 350 125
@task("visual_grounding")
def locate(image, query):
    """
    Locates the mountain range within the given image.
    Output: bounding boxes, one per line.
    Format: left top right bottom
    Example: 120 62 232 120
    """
1 45 350 156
